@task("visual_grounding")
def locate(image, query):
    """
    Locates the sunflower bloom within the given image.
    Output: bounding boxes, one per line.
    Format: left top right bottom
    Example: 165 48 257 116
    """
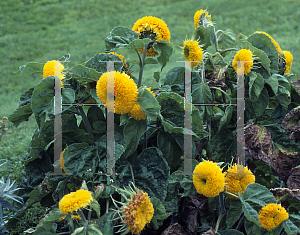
129 87 155 120
194 9 212 28
224 164 255 199
193 160 225 197
132 16 170 57
183 39 203 67
43 60 65 87
59 189 93 214
60 149 66 173
121 190 154 234
96 71 138 114
283 51 293 74
254 31 282 55
232 49 254 75
60 215 81 220
258 203 289 231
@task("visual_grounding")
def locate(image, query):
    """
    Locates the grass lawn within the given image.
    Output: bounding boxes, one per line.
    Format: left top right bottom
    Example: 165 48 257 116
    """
0 0 299 180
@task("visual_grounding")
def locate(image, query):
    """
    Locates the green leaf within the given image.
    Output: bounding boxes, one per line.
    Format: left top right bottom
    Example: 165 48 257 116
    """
264 74 279 95
144 57 158 65
123 118 147 157
137 87 161 121
157 131 183 172
86 224 103 235
274 74 291 108
31 76 55 128
193 25 215 50
152 40 173 69
84 53 124 73
150 197 169 230
19 62 44 75
217 229 244 235
105 26 139 51
249 72 264 102
69 64 102 83
116 147 170 201
180 176 198 197
247 33 279 74
126 38 152 50
97 212 114 235
245 42 271 75
62 88 75 104
243 220 270 235
8 103 33 127
207 129 236 162
218 105 234 132
64 143 96 177
192 83 213 104
217 29 236 50
283 219 300 235
246 87 269 120
90 200 101 220
226 200 243 228
19 87 34 107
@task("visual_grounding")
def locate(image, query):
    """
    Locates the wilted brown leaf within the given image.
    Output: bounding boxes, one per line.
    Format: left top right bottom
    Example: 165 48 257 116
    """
161 223 188 235
202 227 216 235
281 106 300 140
286 167 300 200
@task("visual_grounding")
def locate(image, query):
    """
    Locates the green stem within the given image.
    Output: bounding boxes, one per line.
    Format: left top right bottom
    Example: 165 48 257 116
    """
78 105 94 141
236 215 245 231
0 202 3 229
215 213 225 233
106 198 109 213
219 48 239 56
137 44 148 88
78 209 88 233
213 27 219 53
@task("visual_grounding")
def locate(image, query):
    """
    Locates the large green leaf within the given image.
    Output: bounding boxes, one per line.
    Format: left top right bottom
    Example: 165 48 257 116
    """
193 25 215 50
217 29 236 50
137 87 161 121
243 219 274 235
273 74 291 108
217 229 244 235
31 76 55 128
8 103 33 127
264 74 279 95
249 72 264 102
150 197 169 230
152 40 173 69
96 212 114 235
104 26 139 51
19 62 44 75
218 105 234 132
245 87 269 120
84 53 124 73
69 64 102 83
157 131 183 172
126 38 152 50
116 147 170 201
247 33 279 74
226 200 243 228
207 129 236 162
123 118 147 157
283 219 300 235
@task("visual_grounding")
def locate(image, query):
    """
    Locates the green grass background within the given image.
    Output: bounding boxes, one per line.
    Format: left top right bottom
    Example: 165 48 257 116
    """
1 0 299 179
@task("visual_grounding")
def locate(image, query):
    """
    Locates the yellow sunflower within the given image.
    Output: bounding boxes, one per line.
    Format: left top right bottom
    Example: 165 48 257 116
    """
43 60 65 87
183 39 203 67
193 160 225 197
132 16 170 57
254 31 282 55
194 9 212 28
60 215 81 220
232 49 254 75
283 51 293 74
129 87 155 120
258 203 289 231
59 189 93 214
96 71 138 114
60 149 67 173
224 164 255 199
113 183 154 235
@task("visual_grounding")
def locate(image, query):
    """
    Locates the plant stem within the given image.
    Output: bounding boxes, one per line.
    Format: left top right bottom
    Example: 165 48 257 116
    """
215 213 225 233
137 44 148 88
78 105 94 141
106 198 109 213
220 48 239 56
78 209 88 233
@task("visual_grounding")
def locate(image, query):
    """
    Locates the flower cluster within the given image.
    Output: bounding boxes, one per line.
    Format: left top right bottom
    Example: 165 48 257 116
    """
132 16 170 56
193 160 225 197
232 49 254 75
43 60 65 87
224 164 255 199
194 9 212 28
258 203 289 231
183 39 203 67
59 189 93 214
